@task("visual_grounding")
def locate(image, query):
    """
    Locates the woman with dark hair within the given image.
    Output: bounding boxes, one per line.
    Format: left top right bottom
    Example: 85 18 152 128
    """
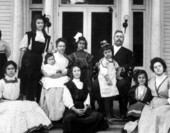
138 57 170 133
0 61 52 133
18 15 52 101
63 64 108 133
0 30 11 79
68 34 93 91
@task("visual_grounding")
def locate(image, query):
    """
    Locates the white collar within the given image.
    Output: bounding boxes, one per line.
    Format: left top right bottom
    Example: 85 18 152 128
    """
72 78 83 89
5 75 16 80
73 78 80 83
113 45 122 55
35 30 45 42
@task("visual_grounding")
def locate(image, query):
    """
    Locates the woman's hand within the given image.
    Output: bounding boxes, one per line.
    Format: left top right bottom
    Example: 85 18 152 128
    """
75 109 85 115
71 106 84 115
81 105 90 114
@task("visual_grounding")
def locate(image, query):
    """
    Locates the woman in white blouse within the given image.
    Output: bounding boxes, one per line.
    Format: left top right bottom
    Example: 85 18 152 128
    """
18 15 51 101
0 61 52 133
40 38 69 121
138 57 170 133
63 64 108 133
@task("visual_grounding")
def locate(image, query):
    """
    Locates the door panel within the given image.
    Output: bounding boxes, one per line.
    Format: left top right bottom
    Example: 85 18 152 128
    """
60 7 112 62
91 12 112 63
62 12 83 55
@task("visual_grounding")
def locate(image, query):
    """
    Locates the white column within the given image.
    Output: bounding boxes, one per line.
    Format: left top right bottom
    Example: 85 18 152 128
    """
121 0 130 49
151 0 161 58
12 0 23 64
44 0 54 40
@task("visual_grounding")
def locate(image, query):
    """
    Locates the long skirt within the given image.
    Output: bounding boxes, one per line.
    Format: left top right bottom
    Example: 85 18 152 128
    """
40 87 65 121
63 108 108 133
19 51 42 101
0 100 52 133
127 102 145 118
138 97 170 133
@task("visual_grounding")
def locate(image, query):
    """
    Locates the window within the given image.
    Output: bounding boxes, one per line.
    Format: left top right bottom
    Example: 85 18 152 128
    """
61 0 114 5
32 0 43 4
32 11 42 21
29 0 44 29
133 12 143 66
62 12 83 55
132 0 146 67
133 0 144 5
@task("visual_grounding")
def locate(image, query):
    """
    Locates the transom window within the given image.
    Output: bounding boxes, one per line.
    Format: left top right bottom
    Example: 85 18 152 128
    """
32 0 43 4
61 0 114 5
133 0 144 5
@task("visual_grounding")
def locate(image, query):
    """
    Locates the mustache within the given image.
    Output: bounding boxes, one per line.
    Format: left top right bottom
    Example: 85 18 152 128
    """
116 39 122 42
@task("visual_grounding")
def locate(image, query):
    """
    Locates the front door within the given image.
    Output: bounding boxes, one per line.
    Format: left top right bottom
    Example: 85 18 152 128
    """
58 7 113 63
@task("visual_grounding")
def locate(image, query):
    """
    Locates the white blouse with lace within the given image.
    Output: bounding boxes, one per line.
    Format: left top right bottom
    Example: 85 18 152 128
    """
0 75 20 100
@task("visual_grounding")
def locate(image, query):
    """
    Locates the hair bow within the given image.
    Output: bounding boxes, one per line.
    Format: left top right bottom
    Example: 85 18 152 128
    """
100 40 110 48
43 14 51 28
74 32 83 42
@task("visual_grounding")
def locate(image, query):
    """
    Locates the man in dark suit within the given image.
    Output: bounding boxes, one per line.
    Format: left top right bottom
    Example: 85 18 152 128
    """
113 30 134 119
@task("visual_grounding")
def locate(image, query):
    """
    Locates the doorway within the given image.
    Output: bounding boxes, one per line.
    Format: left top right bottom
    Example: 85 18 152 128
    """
58 7 113 63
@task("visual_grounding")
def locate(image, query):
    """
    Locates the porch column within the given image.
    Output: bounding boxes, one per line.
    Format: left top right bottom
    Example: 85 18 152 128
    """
12 0 23 64
151 0 161 58
121 0 130 49
44 0 54 40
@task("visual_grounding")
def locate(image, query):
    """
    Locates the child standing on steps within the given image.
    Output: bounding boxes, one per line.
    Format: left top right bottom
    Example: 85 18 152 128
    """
98 44 119 121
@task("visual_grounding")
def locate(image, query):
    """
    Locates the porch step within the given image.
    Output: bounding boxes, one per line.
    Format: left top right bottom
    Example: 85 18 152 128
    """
48 121 126 133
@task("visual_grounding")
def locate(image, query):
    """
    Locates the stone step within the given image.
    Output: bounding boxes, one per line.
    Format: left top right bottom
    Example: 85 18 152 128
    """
48 121 125 133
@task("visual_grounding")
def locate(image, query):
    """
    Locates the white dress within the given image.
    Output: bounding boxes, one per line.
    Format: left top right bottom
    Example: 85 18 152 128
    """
40 51 69 121
0 76 52 133
41 64 69 89
98 58 119 98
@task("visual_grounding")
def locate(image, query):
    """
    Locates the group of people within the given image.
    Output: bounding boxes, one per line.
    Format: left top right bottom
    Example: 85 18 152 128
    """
123 57 170 133
1 14 170 133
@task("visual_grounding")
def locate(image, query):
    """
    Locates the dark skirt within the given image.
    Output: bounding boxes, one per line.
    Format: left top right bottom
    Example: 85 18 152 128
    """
0 53 7 79
63 108 108 133
127 102 145 118
19 50 43 101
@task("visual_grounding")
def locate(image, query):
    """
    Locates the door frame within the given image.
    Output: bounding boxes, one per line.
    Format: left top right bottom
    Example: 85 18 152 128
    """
58 6 115 53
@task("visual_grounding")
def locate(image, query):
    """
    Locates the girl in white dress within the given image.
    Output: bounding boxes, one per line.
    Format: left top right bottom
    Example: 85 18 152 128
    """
0 61 52 133
41 53 69 89
40 38 69 121
98 44 119 121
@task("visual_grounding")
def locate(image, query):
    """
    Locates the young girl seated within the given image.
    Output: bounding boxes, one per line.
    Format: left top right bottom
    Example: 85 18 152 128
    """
0 61 52 133
122 69 153 133
41 53 69 89
40 53 69 121
98 44 119 121
63 64 108 133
